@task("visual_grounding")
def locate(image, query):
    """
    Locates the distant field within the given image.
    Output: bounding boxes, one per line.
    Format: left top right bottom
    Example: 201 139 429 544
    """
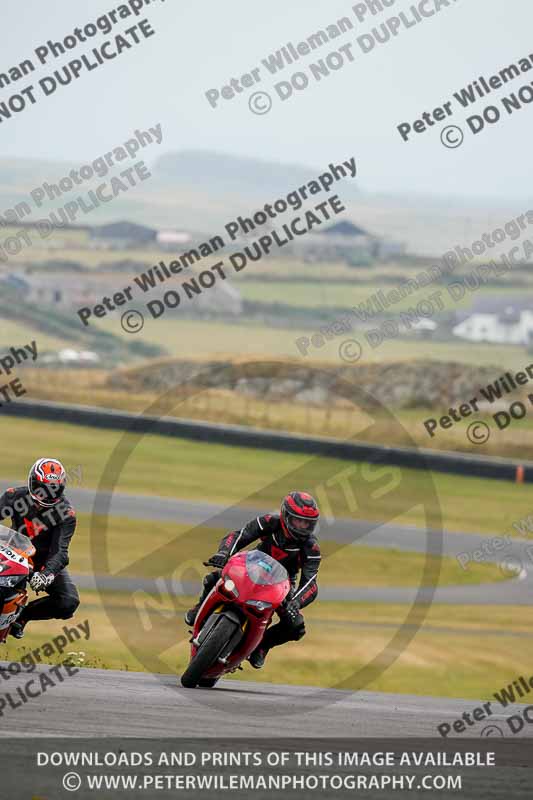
91 315 530 370
0 226 86 251
0 416 532 536
2 232 533 370
0 318 66 351
238 277 533 315
94 316 319 360
237 278 477 312
0 241 159 272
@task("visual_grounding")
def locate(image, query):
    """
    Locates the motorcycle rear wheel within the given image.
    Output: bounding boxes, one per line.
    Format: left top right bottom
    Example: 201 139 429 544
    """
181 616 236 688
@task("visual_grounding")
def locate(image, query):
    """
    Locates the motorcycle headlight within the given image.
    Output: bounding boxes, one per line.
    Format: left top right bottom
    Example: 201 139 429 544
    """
246 600 272 611
222 578 239 597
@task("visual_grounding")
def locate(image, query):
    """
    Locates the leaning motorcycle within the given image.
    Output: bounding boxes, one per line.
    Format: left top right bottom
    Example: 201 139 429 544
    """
181 549 290 688
0 524 35 643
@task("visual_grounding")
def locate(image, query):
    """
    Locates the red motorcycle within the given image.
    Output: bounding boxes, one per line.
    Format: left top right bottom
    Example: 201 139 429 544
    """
181 549 290 688
0 524 35 643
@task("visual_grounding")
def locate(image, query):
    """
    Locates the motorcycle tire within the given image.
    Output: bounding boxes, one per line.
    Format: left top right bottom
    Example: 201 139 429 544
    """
198 678 219 688
181 615 237 688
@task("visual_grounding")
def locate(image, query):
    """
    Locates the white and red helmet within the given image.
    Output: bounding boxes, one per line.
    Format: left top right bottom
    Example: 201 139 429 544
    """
28 458 67 507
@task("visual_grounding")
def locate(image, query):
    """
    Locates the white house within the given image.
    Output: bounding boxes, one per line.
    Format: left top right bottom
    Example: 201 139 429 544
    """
453 309 533 345
157 230 192 249
411 318 437 335
41 349 101 365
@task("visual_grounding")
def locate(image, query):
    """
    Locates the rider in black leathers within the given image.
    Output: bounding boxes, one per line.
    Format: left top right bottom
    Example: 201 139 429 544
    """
0 458 79 638
185 491 321 669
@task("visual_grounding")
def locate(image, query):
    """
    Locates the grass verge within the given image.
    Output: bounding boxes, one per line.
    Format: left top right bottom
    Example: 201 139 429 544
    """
0 417 532 536
0 416 533 535
2 594 530 703
69 514 507 588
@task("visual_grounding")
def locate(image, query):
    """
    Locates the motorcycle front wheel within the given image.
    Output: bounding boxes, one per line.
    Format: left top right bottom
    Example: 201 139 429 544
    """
181 616 237 688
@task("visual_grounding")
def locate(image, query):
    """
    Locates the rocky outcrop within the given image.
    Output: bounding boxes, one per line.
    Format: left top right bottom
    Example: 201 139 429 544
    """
107 358 506 410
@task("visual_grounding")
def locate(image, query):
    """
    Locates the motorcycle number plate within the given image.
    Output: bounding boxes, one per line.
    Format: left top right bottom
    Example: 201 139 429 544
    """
0 546 28 568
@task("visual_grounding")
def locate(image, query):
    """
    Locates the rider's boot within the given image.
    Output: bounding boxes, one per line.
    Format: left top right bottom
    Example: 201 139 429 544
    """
184 604 201 627
10 620 26 639
184 573 218 627
248 645 269 669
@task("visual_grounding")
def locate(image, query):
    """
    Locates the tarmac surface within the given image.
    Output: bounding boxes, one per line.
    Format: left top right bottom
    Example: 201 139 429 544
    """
0 665 530 739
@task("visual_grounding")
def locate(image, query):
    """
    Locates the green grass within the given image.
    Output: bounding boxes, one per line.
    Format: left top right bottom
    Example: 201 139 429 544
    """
0 593 133 673
0 317 66 351
298 333 531 371
4 594 532 701
237 279 476 313
94 316 323 361
66 514 506 588
295 602 533 699
0 417 531 537
90 314 531 369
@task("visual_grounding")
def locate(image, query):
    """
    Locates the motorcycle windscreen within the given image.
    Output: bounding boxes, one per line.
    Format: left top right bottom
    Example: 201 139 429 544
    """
0 524 35 559
245 550 288 585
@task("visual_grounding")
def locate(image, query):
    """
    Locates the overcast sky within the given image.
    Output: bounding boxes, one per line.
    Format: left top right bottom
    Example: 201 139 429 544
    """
1 0 531 202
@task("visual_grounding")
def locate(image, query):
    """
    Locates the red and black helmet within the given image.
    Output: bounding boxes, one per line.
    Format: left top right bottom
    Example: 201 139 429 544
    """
28 458 67 507
280 491 320 541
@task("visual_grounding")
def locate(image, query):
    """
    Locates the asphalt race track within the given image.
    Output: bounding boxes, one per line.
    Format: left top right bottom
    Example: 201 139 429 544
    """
0 665 530 739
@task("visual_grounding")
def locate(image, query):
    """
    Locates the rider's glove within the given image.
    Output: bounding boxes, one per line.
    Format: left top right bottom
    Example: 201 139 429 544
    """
30 572 54 592
208 552 228 569
281 596 300 622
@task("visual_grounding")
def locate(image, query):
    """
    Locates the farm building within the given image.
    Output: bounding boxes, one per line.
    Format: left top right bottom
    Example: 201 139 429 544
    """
453 297 533 344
